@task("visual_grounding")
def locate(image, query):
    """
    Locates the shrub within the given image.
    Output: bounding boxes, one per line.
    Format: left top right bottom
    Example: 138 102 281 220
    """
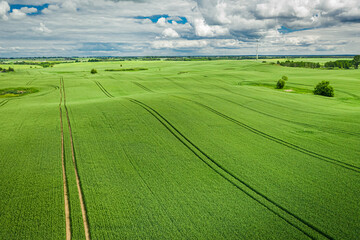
91 68 97 74
282 75 288 81
314 81 334 97
276 79 286 89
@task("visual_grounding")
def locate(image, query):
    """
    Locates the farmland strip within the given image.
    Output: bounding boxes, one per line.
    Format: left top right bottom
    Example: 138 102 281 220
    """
61 78 91 240
94 81 114 98
176 96 360 173
59 78 71 240
124 151 185 237
132 82 153 92
129 98 333 240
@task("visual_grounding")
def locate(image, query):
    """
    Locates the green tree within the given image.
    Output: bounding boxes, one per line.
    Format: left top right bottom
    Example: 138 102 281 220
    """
353 55 360 69
91 68 97 74
314 81 334 97
276 79 286 89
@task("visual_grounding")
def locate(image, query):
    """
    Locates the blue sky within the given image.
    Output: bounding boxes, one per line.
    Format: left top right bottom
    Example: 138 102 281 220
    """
0 0 360 57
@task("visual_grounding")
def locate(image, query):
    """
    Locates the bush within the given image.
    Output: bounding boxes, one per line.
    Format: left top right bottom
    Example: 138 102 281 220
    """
314 81 334 97
276 79 286 89
91 68 97 74
282 75 288 81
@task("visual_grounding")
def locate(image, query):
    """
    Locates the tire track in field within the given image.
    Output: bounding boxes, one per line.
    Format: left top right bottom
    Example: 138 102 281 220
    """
162 78 359 137
206 93 360 137
26 78 37 85
132 81 153 93
94 81 114 98
175 95 360 173
129 98 332 240
61 78 91 240
59 78 71 240
0 99 9 107
213 83 337 117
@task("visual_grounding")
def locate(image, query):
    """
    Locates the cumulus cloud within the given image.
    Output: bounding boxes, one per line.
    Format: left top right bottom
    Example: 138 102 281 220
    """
20 7 37 14
157 17 167 27
152 39 208 49
194 0 360 40
10 9 26 19
33 23 52 34
162 28 180 38
0 0 10 20
194 18 229 37
1 0 360 56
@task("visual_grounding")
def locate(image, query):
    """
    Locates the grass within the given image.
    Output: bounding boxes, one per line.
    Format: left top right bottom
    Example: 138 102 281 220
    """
0 59 359 239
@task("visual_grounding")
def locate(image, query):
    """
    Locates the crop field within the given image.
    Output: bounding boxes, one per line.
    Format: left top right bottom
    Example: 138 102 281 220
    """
0 60 359 239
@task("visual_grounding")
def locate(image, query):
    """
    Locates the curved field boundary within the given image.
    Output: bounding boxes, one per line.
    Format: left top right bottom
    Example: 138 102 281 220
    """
94 81 114 98
61 78 91 240
129 98 333 240
132 82 153 93
175 95 360 173
59 78 71 240
0 100 9 107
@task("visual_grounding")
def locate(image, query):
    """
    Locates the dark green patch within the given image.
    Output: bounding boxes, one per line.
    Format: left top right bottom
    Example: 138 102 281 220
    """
238 81 313 94
178 71 189 74
105 68 148 72
0 87 39 98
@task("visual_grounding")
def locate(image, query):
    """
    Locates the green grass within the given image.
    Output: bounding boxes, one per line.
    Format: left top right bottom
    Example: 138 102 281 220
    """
0 60 359 239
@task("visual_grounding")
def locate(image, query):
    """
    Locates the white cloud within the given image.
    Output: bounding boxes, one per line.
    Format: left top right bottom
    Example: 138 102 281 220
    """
152 39 208 49
61 1 78 12
157 17 167 27
0 0 10 21
162 28 180 38
20 7 37 14
194 0 360 40
10 9 26 19
0 0 360 56
194 18 229 37
33 23 52 34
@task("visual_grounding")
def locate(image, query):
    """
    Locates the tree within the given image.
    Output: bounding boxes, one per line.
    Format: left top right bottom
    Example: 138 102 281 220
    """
276 79 286 89
353 55 360 69
91 68 97 74
282 75 288 81
314 81 334 97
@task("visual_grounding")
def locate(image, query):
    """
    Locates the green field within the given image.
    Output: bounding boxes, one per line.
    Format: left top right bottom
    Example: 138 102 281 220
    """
0 60 359 239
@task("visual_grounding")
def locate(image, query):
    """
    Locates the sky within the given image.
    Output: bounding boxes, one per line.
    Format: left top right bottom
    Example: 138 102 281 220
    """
0 0 360 57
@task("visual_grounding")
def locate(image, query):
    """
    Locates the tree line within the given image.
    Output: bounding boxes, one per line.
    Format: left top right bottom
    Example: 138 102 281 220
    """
277 55 360 69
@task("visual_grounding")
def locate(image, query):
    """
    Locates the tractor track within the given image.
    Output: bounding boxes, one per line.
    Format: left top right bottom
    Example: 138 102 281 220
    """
0 99 9 107
94 81 114 98
206 93 360 137
126 80 359 172
61 77 91 240
214 83 337 117
59 78 71 240
174 95 360 173
129 98 333 240
132 82 153 93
